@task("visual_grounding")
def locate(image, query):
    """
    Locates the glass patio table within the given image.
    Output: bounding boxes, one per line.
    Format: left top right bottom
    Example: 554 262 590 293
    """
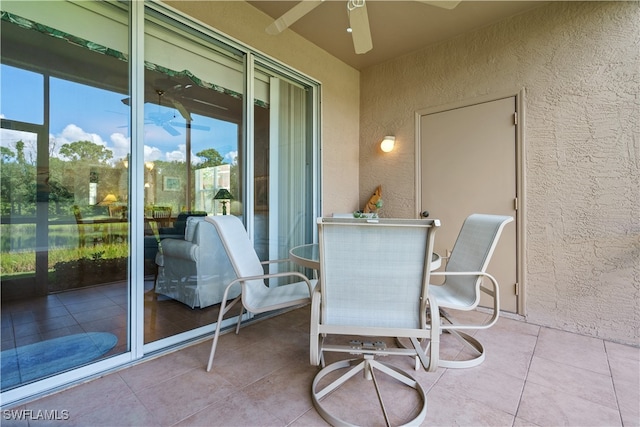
290 243 441 271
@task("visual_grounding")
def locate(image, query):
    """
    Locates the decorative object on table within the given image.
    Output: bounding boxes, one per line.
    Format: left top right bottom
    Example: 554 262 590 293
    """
352 185 383 218
352 211 378 219
214 188 233 215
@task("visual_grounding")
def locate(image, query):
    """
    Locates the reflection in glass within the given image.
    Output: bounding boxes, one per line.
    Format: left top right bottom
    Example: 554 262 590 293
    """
0 3 130 392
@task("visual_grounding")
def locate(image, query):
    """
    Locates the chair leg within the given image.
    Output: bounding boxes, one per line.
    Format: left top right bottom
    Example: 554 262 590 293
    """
235 306 244 334
312 355 427 427
206 294 241 372
437 308 486 368
438 330 485 369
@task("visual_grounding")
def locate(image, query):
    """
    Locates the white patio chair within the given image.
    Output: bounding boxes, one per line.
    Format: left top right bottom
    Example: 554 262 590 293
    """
310 217 440 427
429 213 513 369
206 215 316 371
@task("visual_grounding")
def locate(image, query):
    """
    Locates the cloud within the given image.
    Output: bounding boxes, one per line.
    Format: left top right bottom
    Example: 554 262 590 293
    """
110 132 130 160
165 144 186 162
57 123 107 147
144 145 164 162
225 150 238 164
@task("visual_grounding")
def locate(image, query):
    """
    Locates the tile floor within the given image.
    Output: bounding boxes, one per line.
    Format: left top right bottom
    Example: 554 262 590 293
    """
1 279 228 355
2 305 638 427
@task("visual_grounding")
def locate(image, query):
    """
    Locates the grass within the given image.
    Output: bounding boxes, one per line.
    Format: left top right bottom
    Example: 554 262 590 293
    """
1 222 131 277
1 243 129 277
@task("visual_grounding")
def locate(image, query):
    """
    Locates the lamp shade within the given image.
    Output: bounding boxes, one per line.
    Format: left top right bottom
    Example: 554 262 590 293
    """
99 194 117 205
214 188 233 200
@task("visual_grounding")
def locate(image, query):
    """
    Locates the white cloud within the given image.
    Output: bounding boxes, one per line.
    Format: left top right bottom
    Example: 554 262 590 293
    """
110 132 130 160
57 123 107 147
144 145 164 162
165 144 186 162
225 150 238 164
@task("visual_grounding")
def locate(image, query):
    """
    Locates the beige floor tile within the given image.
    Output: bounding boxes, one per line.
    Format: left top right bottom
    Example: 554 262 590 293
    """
20 374 140 423
421 387 515 426
534 327 610 375
176 390 283 427
612 375 640 427
527 355 618 410
244 363 319 425
517 381 622 427
118 347 203 392
431 364 525 415
288 407 332 427
134 368 237 426
472 328 537 379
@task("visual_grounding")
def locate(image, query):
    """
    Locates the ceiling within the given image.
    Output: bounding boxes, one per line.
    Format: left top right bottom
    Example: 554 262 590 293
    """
247 1 548 70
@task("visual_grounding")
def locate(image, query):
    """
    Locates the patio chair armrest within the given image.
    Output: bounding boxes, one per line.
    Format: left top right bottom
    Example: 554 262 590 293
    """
431 271 500 329
260 258 290 265
227 271 315 295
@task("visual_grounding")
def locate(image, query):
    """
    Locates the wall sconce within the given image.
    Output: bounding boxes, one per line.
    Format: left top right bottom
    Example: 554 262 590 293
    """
380 136 395 153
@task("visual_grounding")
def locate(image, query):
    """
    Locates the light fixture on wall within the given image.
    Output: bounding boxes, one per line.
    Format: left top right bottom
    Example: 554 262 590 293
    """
380 136 395 153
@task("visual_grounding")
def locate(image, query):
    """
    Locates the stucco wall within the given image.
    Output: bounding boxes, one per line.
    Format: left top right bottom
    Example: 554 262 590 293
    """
360 1 639 345
167 0 361 216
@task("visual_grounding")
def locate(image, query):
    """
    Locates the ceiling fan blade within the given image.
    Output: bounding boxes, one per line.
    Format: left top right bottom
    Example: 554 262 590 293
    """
191 98 228 111
415 0 461 10
170 99 192 122
349 2 373 54
168 122 211 132
162 123 181 137
266 0 324 35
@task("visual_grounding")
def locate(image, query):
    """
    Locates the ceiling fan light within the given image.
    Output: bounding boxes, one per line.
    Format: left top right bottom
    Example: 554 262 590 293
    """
346 27 352 33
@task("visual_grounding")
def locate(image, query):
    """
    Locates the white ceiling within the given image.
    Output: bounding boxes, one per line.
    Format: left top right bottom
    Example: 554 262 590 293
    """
247 1 548 70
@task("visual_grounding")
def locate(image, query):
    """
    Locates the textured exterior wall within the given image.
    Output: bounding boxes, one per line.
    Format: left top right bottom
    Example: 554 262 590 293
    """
360 1 639 345
167 1 361 216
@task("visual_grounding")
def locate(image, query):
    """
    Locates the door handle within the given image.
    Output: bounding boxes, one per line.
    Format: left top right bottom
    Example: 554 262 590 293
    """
420 210 430 218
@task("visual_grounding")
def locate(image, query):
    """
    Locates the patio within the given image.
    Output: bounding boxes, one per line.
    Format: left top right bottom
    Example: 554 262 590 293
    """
4 304 638 426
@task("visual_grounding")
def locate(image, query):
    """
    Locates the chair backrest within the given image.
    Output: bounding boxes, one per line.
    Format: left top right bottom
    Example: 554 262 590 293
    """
318 218 439 330
444 214 514 301
206 216 270 309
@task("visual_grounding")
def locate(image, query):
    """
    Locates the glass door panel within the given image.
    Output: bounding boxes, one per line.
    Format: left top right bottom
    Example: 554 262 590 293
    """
0 2 130 392
143 14 244 343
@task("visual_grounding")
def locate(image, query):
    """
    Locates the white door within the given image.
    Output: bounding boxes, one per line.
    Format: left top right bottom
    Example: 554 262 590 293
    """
418 96 519 313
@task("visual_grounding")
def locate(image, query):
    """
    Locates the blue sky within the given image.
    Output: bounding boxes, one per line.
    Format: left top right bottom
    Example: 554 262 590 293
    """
0 64 238 166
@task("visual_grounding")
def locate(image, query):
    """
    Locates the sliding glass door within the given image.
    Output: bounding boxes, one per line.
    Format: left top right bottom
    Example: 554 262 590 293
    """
1 1 131 393
0 0 319 403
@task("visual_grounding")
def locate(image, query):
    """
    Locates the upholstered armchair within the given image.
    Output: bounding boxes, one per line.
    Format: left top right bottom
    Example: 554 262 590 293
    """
155 216 241 308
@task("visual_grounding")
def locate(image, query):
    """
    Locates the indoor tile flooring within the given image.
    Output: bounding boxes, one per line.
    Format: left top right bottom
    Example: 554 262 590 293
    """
3 304 639 426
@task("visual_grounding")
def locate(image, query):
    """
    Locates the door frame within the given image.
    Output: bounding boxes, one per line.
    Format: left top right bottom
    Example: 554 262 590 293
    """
414 88 527 315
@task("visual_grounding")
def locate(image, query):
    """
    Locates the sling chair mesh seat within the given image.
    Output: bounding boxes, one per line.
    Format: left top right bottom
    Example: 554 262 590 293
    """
428 213 513 369
311 217 440 427
206 215 316 372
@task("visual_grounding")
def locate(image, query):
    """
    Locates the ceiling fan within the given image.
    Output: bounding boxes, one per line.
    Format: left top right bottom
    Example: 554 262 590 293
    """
265 0 461 54
121 84 214 136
